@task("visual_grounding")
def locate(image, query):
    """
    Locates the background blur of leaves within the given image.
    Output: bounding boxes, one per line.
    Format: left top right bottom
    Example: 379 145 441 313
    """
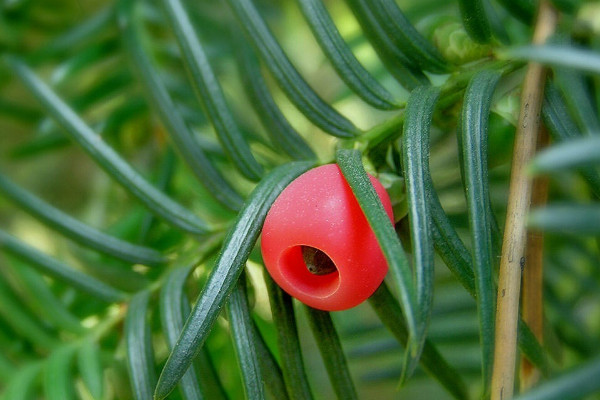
0 0 599 399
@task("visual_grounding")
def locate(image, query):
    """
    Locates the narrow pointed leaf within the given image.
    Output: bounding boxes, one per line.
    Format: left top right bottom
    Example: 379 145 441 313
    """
304 307 358 400
158 0 264 181
425 180 551 375
457 0 492 43
0 280 57 349
30 5 115 61
296 0 399 109
120 1 245 209
251 321 289 400
554 67 600 135
233 32 315 160
155 161 313 400
460 70 501 391
0 173 167 266
428 184 476 296
369 283 469 400
542 84 600 197
400 85 439 380
226 0 359 138
77 339 104 400
514 356 600 400
500 45 600 74
4 56 210 235
0 230 126 302
496 0 535 24
0 363 42 400
0 353 11 381
5 259 84 334
265 274 313 400
160 265 207 400
125 290 157 400
343 0 429 89
227 272 266 400
529 205 600 234
44 345 76 400
530 136 600 173
364 0 447 72
336 148 419 370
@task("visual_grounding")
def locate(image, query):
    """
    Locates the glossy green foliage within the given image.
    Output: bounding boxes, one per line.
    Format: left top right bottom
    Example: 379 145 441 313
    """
1 1 599 400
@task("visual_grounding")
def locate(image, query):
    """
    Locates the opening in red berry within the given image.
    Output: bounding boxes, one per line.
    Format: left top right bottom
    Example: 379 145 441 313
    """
261 164 394 311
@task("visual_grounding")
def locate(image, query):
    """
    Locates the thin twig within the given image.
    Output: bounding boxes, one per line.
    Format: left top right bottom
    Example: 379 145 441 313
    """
491 2 558 399
520 127 550 391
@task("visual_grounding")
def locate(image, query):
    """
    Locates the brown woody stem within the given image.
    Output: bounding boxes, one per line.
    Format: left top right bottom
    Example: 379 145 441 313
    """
490 2 558 399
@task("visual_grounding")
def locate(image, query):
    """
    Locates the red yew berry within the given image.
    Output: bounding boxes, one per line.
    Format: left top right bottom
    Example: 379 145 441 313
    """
260 164 393 311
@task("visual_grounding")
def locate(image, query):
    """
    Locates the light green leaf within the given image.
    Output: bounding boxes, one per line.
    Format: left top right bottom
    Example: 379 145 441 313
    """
500 45 600 74
44 345 76 400
77 339 104 400
0 173 167 266
514 356 600 400
4 55 211 235
0 230 126 302
529 205 600 234
530 136 600 174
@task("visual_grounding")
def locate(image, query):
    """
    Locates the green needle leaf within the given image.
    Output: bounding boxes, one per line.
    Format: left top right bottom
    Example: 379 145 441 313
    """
265 274 313 400
304 307 358 400
530 136 600 174
0 280 58 350
336 148 419 377
499 45 600 74
343 0 429 90
0 363 42 400
227 272 266 400
369 283 469 400
457 0 492 43
125 290 157 400
5 259 84 334
425 180 551 376
77 339 104 400
542 84 600 197
460 70 501 392
554 65 600 135
0 173 167 266
251 321 289 400
296 0 399 109
160 265 207 400
529 205 600 235
4 55 211 235
514 356 600 400
154 161 313 400
362 0 447 72
400 85 440 381
120 0 245 209
226 0 359 138
44 345 76 400
232 32 316 160
0 229 126 303
158 0 264 181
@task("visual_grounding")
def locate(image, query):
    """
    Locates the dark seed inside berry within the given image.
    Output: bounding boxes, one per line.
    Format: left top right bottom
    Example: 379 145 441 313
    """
301 246 337 275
